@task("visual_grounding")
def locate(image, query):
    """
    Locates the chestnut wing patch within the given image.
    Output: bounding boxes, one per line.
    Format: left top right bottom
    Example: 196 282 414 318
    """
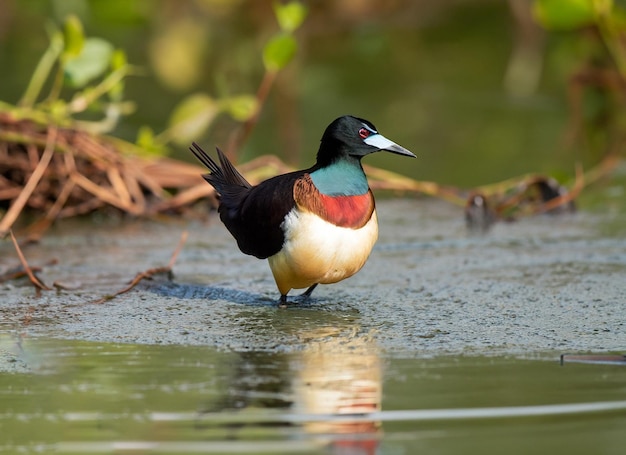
294 175 375 229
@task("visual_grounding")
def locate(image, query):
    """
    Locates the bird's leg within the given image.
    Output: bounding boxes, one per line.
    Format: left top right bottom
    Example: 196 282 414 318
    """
279 284 317 307
301 283 318 298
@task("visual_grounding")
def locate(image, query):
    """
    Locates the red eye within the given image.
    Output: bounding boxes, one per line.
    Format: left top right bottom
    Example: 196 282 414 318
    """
358 127 370 139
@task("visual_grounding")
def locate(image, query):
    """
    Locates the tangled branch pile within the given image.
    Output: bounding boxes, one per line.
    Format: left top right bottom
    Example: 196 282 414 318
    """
0 113 216 239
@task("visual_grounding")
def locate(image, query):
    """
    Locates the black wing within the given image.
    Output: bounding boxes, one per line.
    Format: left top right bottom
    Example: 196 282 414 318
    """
190 143 306 259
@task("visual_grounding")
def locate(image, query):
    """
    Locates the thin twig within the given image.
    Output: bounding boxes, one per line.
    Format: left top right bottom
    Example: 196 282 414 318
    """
0 265 43 283
70 171 140 214
532 163 585 215
25 179 76 242
9 230 51 291
107 166 132 207
152 184 215 212
122 167 146 213
167 230 188 268
92 230 188 304
0 126 58 236
226 70 278 161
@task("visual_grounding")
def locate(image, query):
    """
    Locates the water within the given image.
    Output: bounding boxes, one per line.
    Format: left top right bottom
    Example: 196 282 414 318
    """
1 195 625 453
1 337 626 454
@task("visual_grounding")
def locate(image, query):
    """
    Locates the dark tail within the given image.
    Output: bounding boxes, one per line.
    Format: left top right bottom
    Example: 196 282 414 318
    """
190 143 252 195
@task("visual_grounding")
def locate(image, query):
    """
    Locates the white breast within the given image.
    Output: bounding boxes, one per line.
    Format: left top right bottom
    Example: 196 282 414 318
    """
267 209 378 295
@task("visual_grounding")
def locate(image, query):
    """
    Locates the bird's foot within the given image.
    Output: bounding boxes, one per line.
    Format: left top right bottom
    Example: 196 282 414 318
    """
278 284 318 308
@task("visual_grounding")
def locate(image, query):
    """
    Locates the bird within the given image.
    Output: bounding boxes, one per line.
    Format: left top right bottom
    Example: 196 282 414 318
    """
190 115 415 306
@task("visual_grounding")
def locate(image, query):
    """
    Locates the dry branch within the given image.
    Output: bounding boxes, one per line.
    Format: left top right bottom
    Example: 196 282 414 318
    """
92 230 188 304
0 127 57 235
9 230 51 291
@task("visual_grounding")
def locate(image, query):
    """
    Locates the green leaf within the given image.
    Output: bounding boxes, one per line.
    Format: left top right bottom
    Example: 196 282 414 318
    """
62 14 84 58
109 49 127 101
273 1 307 32
49 99 68 120
136 126 168 156
263 33 297 72
167 93 218 146
110 48 127 71
136 125 155 148
223 95 258 121
533 0 612 30
19 28 64 107
64 37 114 88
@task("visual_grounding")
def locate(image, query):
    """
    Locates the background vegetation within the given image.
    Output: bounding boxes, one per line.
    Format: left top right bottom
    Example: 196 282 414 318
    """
0 0 624 222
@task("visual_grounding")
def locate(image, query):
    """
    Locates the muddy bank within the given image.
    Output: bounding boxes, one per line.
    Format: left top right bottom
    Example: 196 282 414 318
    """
1 199 625 356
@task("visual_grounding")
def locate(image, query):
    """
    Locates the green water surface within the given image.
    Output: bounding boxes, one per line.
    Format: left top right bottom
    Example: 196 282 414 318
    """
1 337 625 454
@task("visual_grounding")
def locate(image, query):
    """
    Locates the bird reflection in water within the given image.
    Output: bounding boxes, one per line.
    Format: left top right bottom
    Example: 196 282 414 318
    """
205 326 382 454
292 328 382 454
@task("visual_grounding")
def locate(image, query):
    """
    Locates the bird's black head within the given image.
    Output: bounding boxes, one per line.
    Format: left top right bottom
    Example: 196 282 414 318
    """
316 115 415 166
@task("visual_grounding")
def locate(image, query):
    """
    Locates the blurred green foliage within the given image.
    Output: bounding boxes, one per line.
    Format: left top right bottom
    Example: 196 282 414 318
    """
0 0 624 192
1 1 307 156
533 0 626 157
533 0 626 76
8 13 132 136
263 1 307 72
533 0 613 30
